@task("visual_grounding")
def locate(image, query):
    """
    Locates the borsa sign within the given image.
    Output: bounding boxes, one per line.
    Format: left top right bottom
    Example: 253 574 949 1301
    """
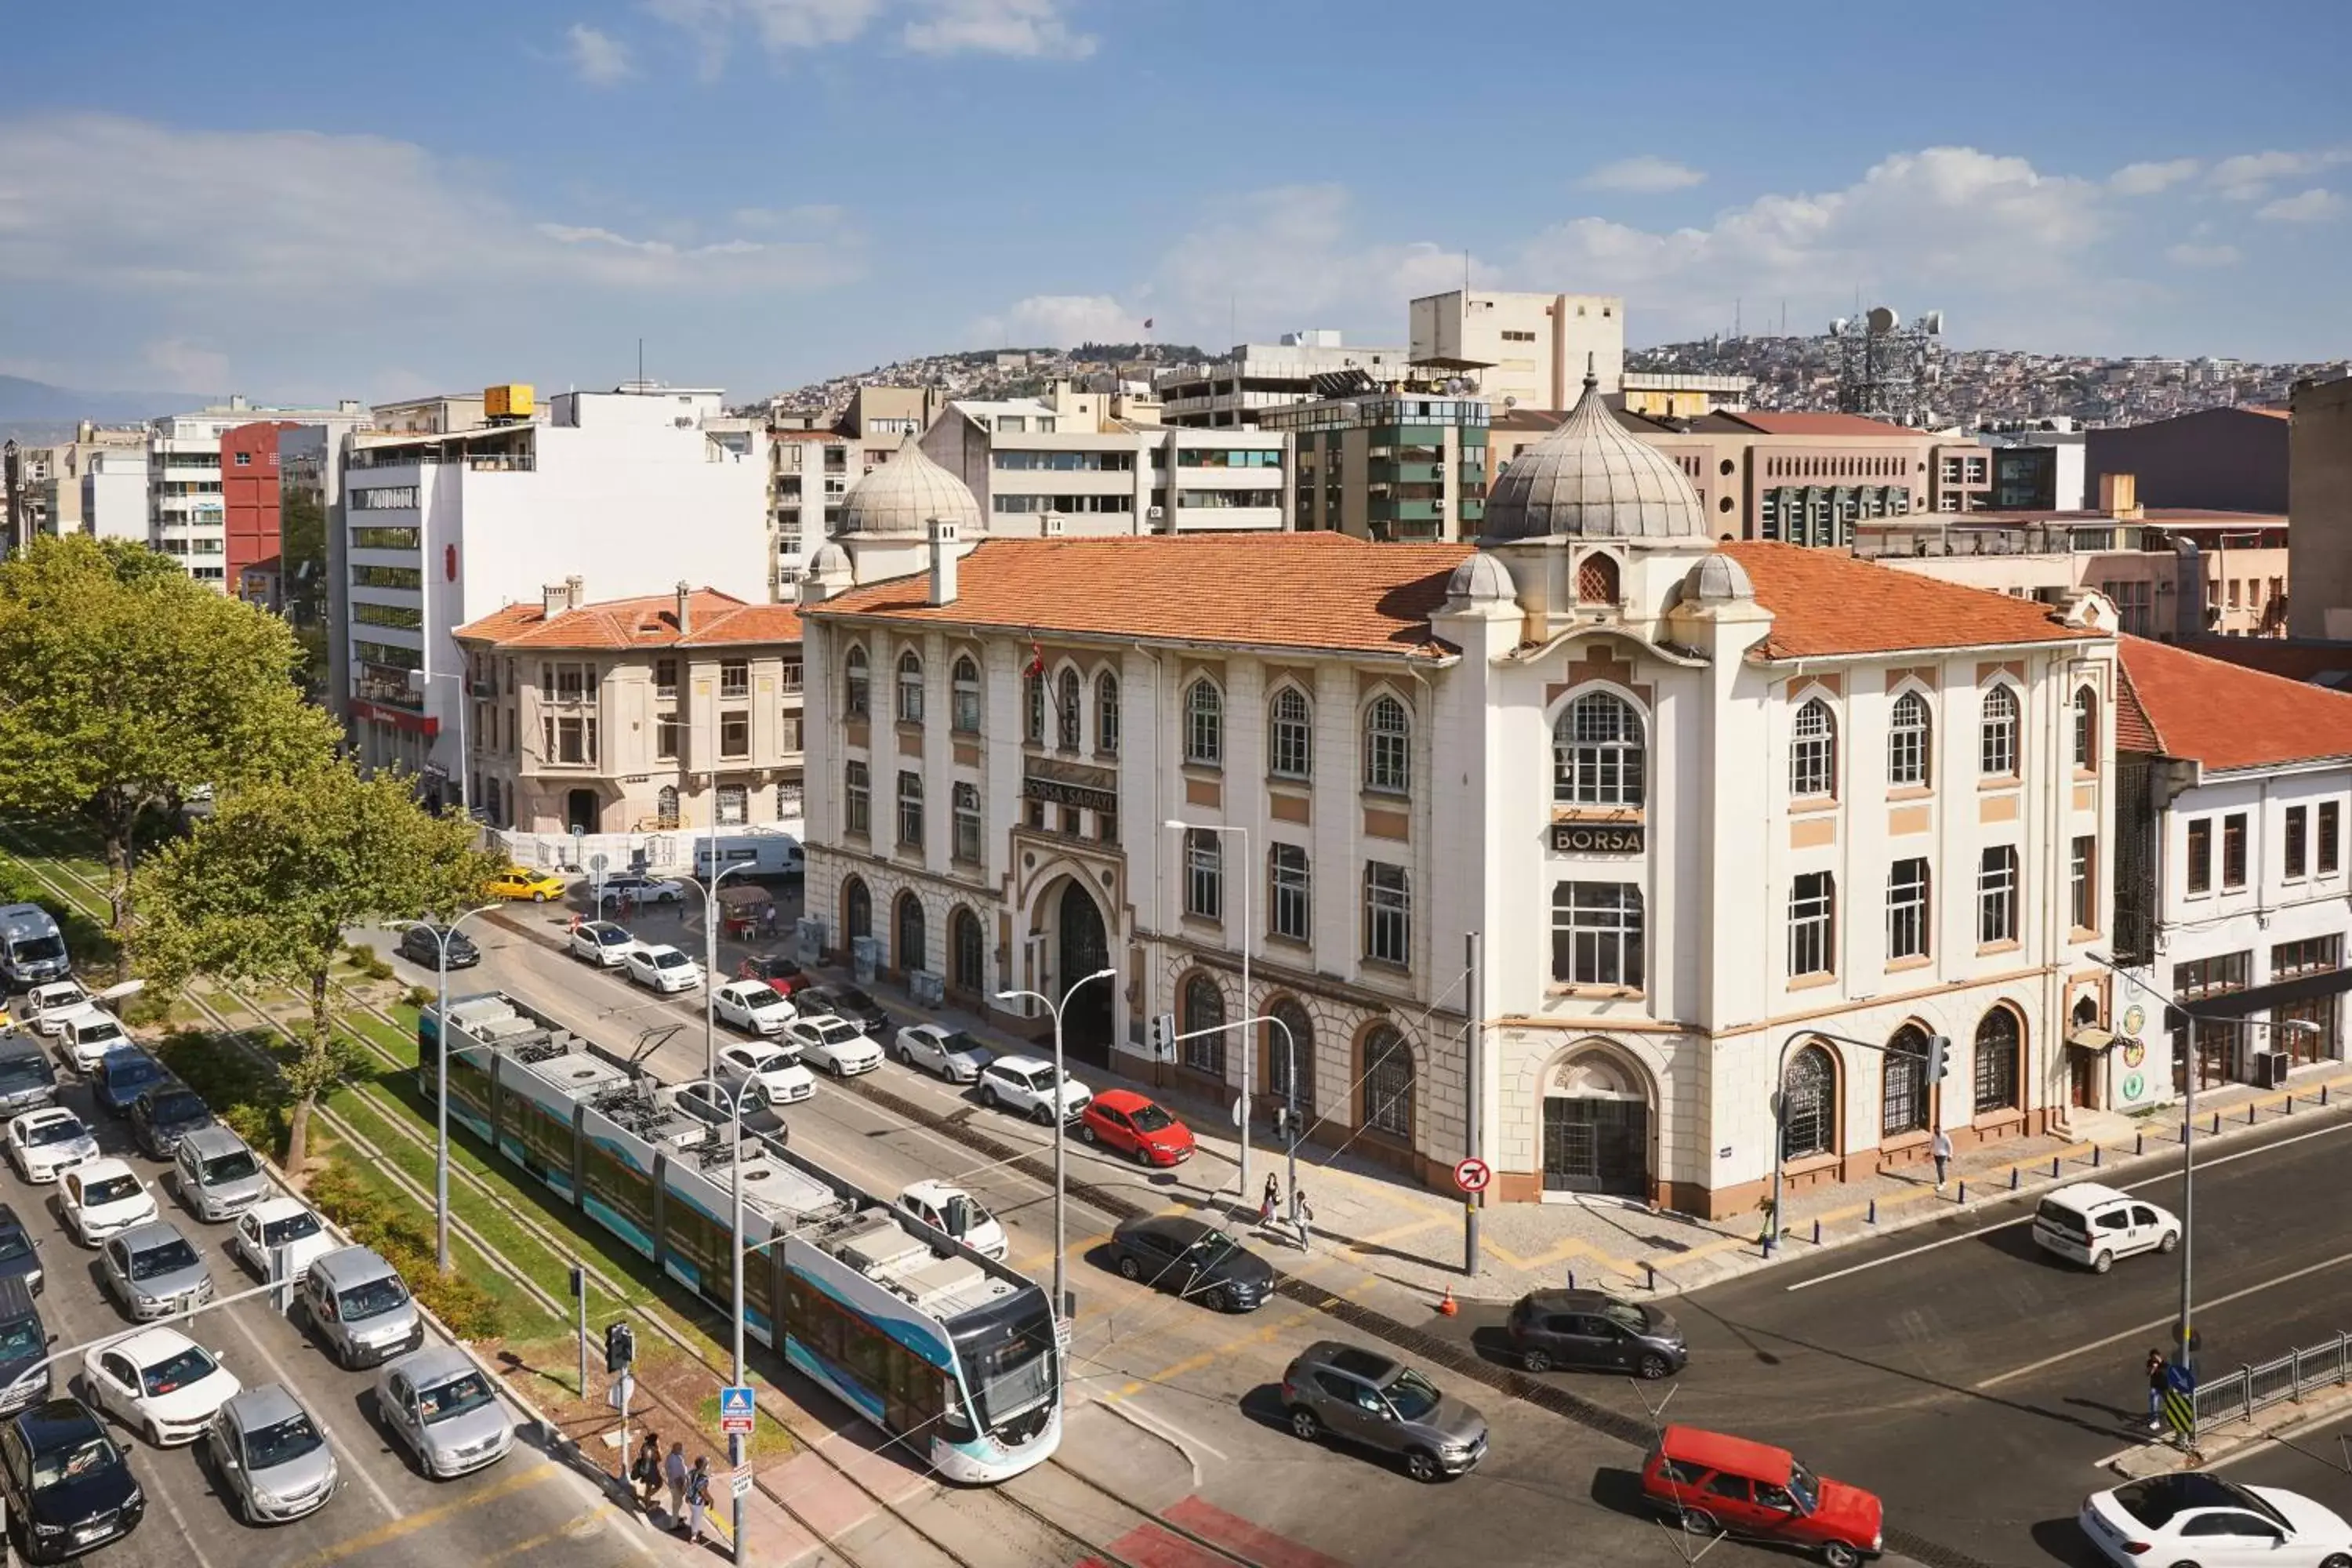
1552 822 1644 854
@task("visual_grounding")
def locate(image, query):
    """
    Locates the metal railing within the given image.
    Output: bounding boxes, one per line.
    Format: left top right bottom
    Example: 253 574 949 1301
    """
2194 1333 2352 1426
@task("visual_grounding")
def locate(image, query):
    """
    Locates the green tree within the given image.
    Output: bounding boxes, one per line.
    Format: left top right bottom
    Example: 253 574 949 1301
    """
0 535 339 960
130 757 496 1177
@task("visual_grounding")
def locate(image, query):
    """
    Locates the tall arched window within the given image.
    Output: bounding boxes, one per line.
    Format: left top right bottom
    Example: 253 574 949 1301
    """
1269 687 1312 779
844 645 870 719
1266 998 1315 1117
1184 680 1223 766
949 907 985 993
1781 1044 1835 1160
1973 1007 2021 1113
1882 1025 1929 1138
1056 667 1082 751
895 770 923 847
1554 692 1646 806
655 783 681 829
1095 671 1120 755
951 781 981 863
1180 973 1226 1077
1024 668 1044 745
2073 686 2099 771
950 655 982 734
1980 685 2020 777
1361 1025 1414 1140
895 650 924 724
894 893 926 975
1888 691 1930 787
1791 699 1837 797
842 876 871 943
1363 695 1410 794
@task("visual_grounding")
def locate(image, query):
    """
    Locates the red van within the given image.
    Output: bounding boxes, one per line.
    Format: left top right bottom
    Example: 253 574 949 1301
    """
1639 1425 1883 1567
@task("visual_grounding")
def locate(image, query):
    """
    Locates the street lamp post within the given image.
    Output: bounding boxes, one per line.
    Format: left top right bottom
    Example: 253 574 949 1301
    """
691 862 765 1084
996 967 1116 1366
1765 1027 1947 1258
1164 1011 1301 1238
388 904 500 1272
681 1077 753 1568
1163 819 1250 1208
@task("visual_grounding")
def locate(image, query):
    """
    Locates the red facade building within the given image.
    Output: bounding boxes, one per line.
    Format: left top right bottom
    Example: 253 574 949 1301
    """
220 421 303 587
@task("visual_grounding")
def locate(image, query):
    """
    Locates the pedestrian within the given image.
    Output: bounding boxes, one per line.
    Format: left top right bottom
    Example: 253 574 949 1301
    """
663 1439 688 1523
1293 1187 1315 1252
1931 1126 1953 1192
1259 1172 1281 1229
630 1431 662 1511
685 1454 713 1545
2146 1348 2169 1432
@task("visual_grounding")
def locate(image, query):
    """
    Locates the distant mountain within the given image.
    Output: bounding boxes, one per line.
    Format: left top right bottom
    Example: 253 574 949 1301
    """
0 376 209 427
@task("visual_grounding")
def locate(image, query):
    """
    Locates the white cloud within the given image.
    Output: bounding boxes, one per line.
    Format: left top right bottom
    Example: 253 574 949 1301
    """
2209 148 2350 201
565 23 634 84
143 338 230 392
2257 187 2344 223
639 0 1088 72
2165 242 2241 267
903 0 1093 56
1577 156 1705 194
971 293 1142 347
2111 158 2199 195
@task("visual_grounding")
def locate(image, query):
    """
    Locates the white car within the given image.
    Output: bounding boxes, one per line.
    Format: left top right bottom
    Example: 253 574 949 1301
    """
2031 1182 2182 1274
781 1014 884 1078
2079 1474 2352 1566
977 1054 1094 1124
567 920 640 967
894 1024 993 1084
598 874 685 906
60 1156 158 1244
18 981 91 1036
623 945 703 994
82 1327 242 1446
713 979 796 1036
228 1198 337 1283
6 1105 96 1181
714 1042 815 1107
60 1011 133 1074
898 1180 1007 1261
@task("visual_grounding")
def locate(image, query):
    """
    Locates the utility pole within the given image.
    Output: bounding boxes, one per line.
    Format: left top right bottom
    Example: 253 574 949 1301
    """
1465 930 1483 1277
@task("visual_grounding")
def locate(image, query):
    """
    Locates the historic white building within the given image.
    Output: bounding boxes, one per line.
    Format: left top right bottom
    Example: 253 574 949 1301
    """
797 382 2122 1218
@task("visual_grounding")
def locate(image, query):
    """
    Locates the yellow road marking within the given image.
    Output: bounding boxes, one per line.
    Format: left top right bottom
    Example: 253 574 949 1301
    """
285 1461 568 1568
1341 1214 1449 1254
1105 1278 1383 1399
478 1503 625 1568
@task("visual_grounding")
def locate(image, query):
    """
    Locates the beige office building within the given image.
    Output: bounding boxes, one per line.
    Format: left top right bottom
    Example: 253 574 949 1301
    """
1410 289 1625 412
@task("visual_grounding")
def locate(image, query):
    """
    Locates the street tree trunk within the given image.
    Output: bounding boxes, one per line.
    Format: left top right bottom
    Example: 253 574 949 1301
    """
284 964 335 1178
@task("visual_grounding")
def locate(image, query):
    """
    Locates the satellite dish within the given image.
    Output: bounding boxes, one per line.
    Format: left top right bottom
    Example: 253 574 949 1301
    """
1866 305 1898 334
1829 318 1849 336
1503 395 1518 409
1922 310 1946 336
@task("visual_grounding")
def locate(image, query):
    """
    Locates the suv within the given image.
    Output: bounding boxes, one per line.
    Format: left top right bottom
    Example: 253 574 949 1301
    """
1279 1341 1489 1483
0 1276 53 1414
172 1127 269 1222
59 1015 131 1077
129 1084 215 1160
1639 1424 1882 1567
567 920 638 967
296 1247 423 1369
0 1398 145 1562
1505 1288 1688 1379
2031 1182 2180 1274
977 1054 1092 1125
0 1033 57 1117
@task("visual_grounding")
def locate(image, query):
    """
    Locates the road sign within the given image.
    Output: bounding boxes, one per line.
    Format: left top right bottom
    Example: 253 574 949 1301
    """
589 852 610 874
1453 1157 1492 1194
606 1370 635 1411
732 1467 753 1498
2161 1362 2197 1436
719 1385 757 1436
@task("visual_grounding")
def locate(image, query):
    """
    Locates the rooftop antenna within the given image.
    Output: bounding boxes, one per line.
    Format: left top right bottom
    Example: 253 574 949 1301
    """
1735 297 1741 339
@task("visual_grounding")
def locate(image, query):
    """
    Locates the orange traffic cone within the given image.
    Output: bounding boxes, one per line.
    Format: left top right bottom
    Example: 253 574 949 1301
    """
1436 1286 1458 1317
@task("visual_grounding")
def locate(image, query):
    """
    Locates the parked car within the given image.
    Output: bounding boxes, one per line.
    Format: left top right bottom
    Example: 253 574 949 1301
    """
713 1043 814 1108
977 1054 1092 1125
0 1397 146 1562
596 874 684 906
18 984 89 1037
395 924 479 970
89 1051 166 1118
1639 1425 1883 1568
797 984 888 1036
780 1014 883 1077
1108 1216 1272 1312
172 1127 268 1223
227 1200 334 1284
896 1181 1007 1261
893 1024 992 1083
60 1016 132 1078
1506 1289 1688 1379
566 920 639 967
1079 1090 1196 1167
0 1275 53 1414
6 1109 94 1183
484 866 564 903
2078 1473 2350 1568
0 1205 43 1297
375 1347 514 1479
1279 1341 1489 1483
59 1160 156 1247
0 1033 57 1117
80 1327 239 1446
2031 1182 2181 1274
296 1247 423 1370
670 1082 771 1141
207 1382 338 1524
713 979 795 1036
738 955 816 998
100 1222 213 1322
128 1084 215 1160
622 944 703 994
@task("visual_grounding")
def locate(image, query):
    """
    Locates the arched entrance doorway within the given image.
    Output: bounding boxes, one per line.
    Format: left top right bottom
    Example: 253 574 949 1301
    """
565 788 599 833
1055 879 1112 1066
1541 1046 1651 1198
895 893 926 976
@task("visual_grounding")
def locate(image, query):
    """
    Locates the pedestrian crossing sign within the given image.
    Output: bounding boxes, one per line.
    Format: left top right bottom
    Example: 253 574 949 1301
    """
720 1385 756 1435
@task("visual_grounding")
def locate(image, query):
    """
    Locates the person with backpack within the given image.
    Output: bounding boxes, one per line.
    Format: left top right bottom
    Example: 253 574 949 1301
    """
1293 1186 1316 1252
630 1431 662 1512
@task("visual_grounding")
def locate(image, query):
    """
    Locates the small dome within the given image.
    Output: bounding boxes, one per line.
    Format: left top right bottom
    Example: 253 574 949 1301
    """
837 435 983 538
1483 371 1708 542
1683 553 1754 603
807 542 853 579
1446 553 1516 604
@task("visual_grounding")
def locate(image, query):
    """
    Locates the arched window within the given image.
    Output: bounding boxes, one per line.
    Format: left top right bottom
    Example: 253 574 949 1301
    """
1056 667 1082 751
1882 1025 1929 1138
1266 998 1315 1118
895 770 923 848
2074 686 2098 771
842 877 871 943
895 893 926 975
1183 829 1223 920
1973 1007 2021 1114
1781 1044 1835 1160
1362 1025 1414 1140
1888 691 1930 787
844 644 870 719
1554 692 1645 806
951 781 981 863
1184 679 1223 766
1269 687 1312 779
655 783 680 829
1180 974 1226 1077
950 655 982 734
843 761 870 836
1576 553 1621 604
895 649 924 724
1791 699 1837 797
1095 671 1120 755
1363 694 1410 794
1023 666 1044 745
950 908 985 993
1980 685 2020 777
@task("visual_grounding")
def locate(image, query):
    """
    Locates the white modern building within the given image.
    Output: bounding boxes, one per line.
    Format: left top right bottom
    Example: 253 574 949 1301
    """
82 445 150 543
1410 289 1626 413
1155 332 1410 429
794 380 2122 1218
337 384 770 804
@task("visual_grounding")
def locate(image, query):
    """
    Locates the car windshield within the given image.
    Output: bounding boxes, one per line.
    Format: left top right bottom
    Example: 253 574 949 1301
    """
1787 1460 1820 1512
935 1031 982 1057
0 1319 40 1360
339 1277 408 1320
419 1372 495 1424
653 951 689 969
26 1116 85 1147
244 1411 325 1468
102 1052 153 1080
131 1239 201 1279
1384 1368 1443 1421
82 1023 127 1045
817 1022 859 1046
202 1151 260 1184
837 988 875 1010
1601 1302 1650 1333
151 1092 208 1123
139 1346 217 1396
11 936 65 964
744 1051 787 1073
32 1434 118 1489
262 1211 322 1247
0 1058 48 1090
85 1175 142 1205
35 989 85 1010
0 1231 30 1263
1130 1103 1177 1133
2115 1474 2280 1530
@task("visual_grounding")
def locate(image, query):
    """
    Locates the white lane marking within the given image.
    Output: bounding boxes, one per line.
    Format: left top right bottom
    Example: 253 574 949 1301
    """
1973 1246 2352 1390
1787 1116 2352 1293
142 1450 220 1568
216 1298 402 1520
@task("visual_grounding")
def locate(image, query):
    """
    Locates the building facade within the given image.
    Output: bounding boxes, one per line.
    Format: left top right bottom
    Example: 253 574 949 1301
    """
2088 405 2290 516
1156 332 1409 429
2289 376 2352 639
1410 289 1625 412
1265 388 1490 541
148 399 367 590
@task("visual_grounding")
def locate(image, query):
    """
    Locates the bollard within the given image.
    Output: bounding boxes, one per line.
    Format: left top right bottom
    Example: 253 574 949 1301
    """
2051 1156 2062 1178
2286 1092 2295 1116
1566 1269 1576 1291
1958 1179 1967 1203
2249 1102 2259 1125
2136 1131 2145 1156
2009 1167 2021 1191
1644 1261 1657 1291
1867 1199 1877 1225
1812 1218 1822 1245
2181 1120 2190 1144
2326 1083 2334 1106
2213 1111 2223 1134
2092 1144 2103 1168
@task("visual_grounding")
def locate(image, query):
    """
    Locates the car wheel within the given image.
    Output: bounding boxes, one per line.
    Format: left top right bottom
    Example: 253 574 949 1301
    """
144 1420 163 1447
1403 1447 1442 1484
532 891 550 903
1678 1507 1719 1537
831 1059 849 1079
1079 1123 1098 1144
1519 1348 1553 1374
1116 1254 1142 1282
1032 1103 1054 1127
1287 1406 1321 1443
2092 1250 2114 1275
979 1084 1000 1109
1638 1352 1672 1381
1820 1544 1862 1568
2318 1555 2351 1568
1133 1144 1156 1168
2159 1229 2180 1254
1200 1286 1229 1314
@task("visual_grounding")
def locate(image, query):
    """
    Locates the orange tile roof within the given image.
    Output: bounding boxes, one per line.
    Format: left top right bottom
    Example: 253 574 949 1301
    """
457 589 802 651
2114 663 2162 754
811 534 1473 658
2118 635 2352 771
1720 543 2103 659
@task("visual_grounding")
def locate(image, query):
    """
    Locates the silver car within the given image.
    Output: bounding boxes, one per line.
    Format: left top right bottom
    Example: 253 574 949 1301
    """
375 1348 513 1479
173 1127 269 1222
893 1024 993 1083
208 1383 337 1523
102 1222 214 1322
1279 1341 1489 1483
297 1247 422 1370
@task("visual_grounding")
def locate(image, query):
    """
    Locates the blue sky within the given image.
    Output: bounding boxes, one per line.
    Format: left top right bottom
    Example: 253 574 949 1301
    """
4 0 2348 405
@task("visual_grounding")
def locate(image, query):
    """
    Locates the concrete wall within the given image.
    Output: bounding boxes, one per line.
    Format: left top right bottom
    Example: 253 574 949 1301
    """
2089 407 2290 515
2290 379 2352 637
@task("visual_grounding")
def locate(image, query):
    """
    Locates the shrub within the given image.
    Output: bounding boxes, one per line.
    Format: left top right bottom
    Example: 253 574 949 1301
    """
340 942 394 982
309 1161 505 1341
403 985 434 1012
117 987 176 1029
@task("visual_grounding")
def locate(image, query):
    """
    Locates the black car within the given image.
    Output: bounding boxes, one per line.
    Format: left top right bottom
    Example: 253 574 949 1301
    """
89 1051 167 1119
1109 1216 1273 1312
1504 1288 1687 1379
798 984 887 1036
128 1084 215 1160
0 1276 52 1414
396 924 480 970
0 1207 42 1297
0 1398 144 1562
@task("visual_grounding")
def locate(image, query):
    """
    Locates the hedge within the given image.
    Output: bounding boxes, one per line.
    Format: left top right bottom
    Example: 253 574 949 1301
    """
308 1163 505 1341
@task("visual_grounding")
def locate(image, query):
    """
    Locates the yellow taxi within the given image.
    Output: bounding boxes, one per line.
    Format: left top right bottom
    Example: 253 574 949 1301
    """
485 866 567 903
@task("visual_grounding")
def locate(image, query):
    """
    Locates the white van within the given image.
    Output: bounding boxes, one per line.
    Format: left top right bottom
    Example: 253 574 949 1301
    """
2031 1181 2180 1273
694 834 804 880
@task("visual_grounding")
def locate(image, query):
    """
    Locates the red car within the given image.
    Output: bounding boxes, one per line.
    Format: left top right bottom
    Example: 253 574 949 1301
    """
737 955 815 998
1078 1089 1196 1167
1639 1425 1882 1568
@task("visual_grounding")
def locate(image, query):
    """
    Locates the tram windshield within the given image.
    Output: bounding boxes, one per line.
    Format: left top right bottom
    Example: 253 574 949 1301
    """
956 1297 1056 1428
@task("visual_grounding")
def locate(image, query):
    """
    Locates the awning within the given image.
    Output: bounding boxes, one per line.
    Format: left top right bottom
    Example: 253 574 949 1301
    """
2067 1027 2118 1053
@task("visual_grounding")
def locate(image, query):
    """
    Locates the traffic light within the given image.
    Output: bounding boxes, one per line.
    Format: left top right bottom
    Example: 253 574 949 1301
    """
1149 1013 1176 1061
604 1321 635 1376
1925 1035 1951 1083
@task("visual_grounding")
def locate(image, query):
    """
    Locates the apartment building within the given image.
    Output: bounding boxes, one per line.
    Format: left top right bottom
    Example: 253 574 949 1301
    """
1156 332 1409 429
148 397 368 589
1264 386 1490 541
82 445 150 543
1410 289 1625 411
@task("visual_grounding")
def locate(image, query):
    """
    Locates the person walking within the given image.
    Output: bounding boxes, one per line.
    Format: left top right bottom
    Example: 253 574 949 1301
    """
2146 1348 2169 1432
663 1439 688 1524
1259 1172 1281 1230
630 1431 662 1512
684 1454 713 1545
1293 1187 1315 1252
1931 1127 1954 1192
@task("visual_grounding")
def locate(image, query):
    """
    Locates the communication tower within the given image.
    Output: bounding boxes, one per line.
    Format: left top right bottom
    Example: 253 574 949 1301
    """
1831 307 1944 426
